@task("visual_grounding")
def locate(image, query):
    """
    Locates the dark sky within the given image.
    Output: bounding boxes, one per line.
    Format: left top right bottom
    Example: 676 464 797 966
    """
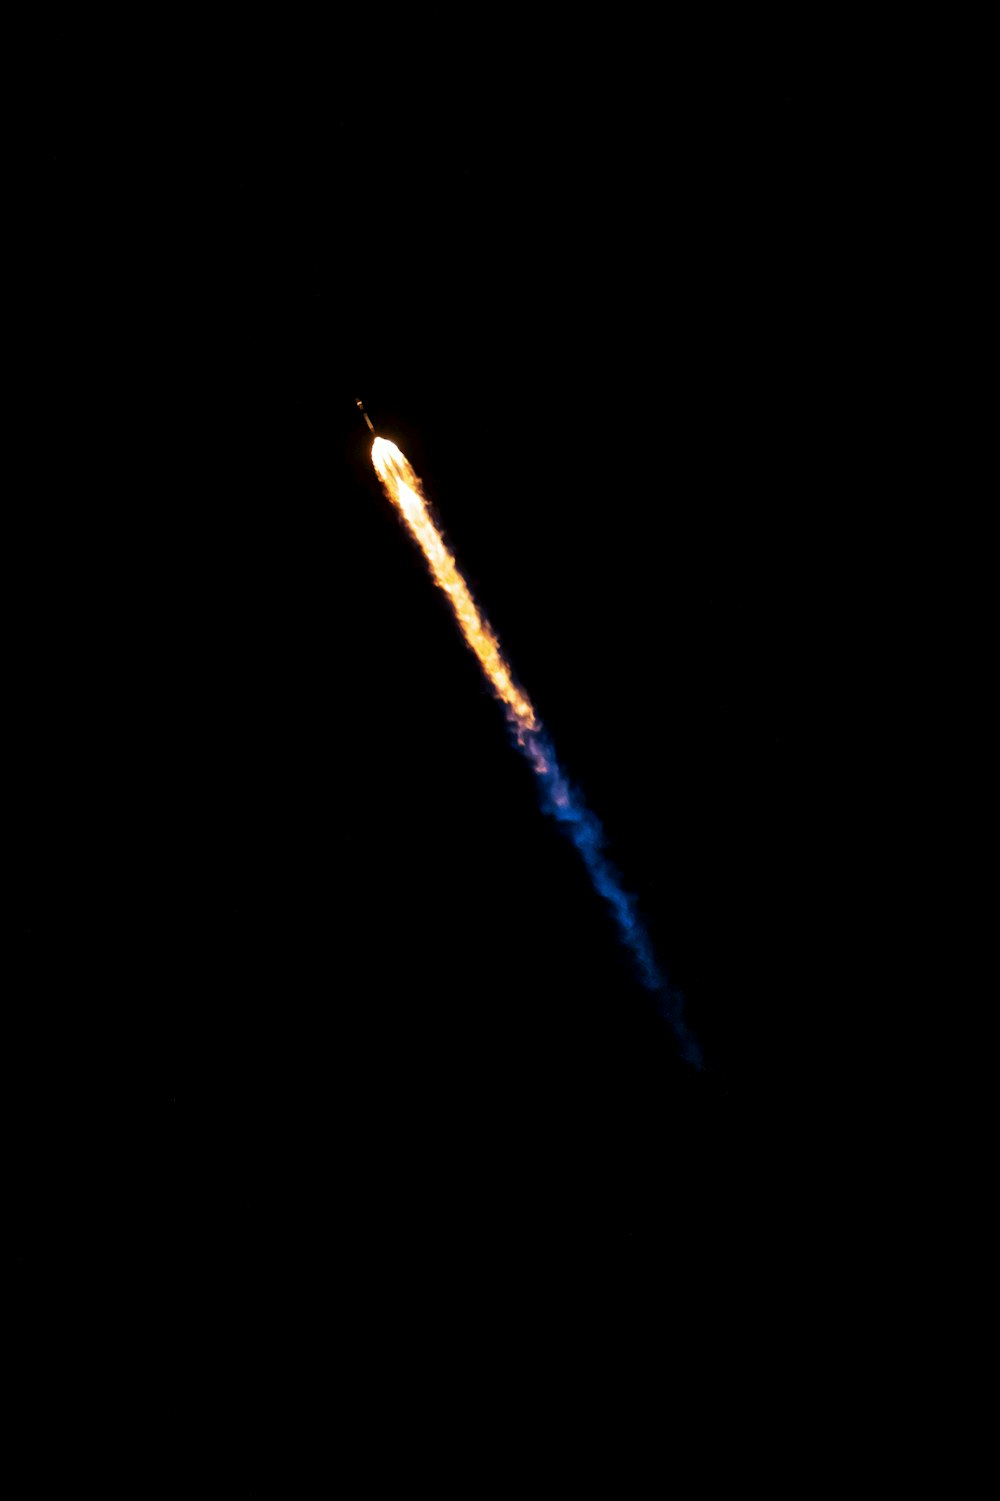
12 33 914 1457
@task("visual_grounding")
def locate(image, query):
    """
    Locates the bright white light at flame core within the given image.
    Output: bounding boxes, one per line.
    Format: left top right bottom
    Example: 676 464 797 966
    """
372 437 539 738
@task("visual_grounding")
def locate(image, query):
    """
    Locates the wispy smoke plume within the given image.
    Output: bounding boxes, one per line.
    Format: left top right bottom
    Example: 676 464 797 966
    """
519 726 702 1067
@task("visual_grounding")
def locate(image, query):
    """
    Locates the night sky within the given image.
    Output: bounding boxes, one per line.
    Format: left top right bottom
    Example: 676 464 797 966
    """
12 33 915 1463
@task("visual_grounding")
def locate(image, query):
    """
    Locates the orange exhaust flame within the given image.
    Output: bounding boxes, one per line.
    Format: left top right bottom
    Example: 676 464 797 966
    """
372 437 539 739
370 432 703 1066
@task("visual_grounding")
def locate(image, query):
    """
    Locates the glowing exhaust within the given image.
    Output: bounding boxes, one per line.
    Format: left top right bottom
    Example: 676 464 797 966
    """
371 433 700 1066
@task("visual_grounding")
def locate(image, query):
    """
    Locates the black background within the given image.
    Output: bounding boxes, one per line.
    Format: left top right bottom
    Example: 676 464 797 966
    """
11 24 934 1471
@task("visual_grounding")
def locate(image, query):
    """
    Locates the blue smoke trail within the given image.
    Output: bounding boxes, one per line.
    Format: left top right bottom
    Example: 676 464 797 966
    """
518 725 703 1068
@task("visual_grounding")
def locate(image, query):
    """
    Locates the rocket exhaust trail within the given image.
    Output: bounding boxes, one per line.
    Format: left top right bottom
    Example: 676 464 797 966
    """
370 435 701 1067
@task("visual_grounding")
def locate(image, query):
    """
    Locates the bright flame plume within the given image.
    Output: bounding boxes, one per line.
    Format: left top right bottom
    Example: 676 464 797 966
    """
372 439 538 737
371 435 701 1066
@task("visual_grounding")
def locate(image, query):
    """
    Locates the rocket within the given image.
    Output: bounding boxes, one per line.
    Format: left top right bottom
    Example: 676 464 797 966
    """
355 399 375 433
